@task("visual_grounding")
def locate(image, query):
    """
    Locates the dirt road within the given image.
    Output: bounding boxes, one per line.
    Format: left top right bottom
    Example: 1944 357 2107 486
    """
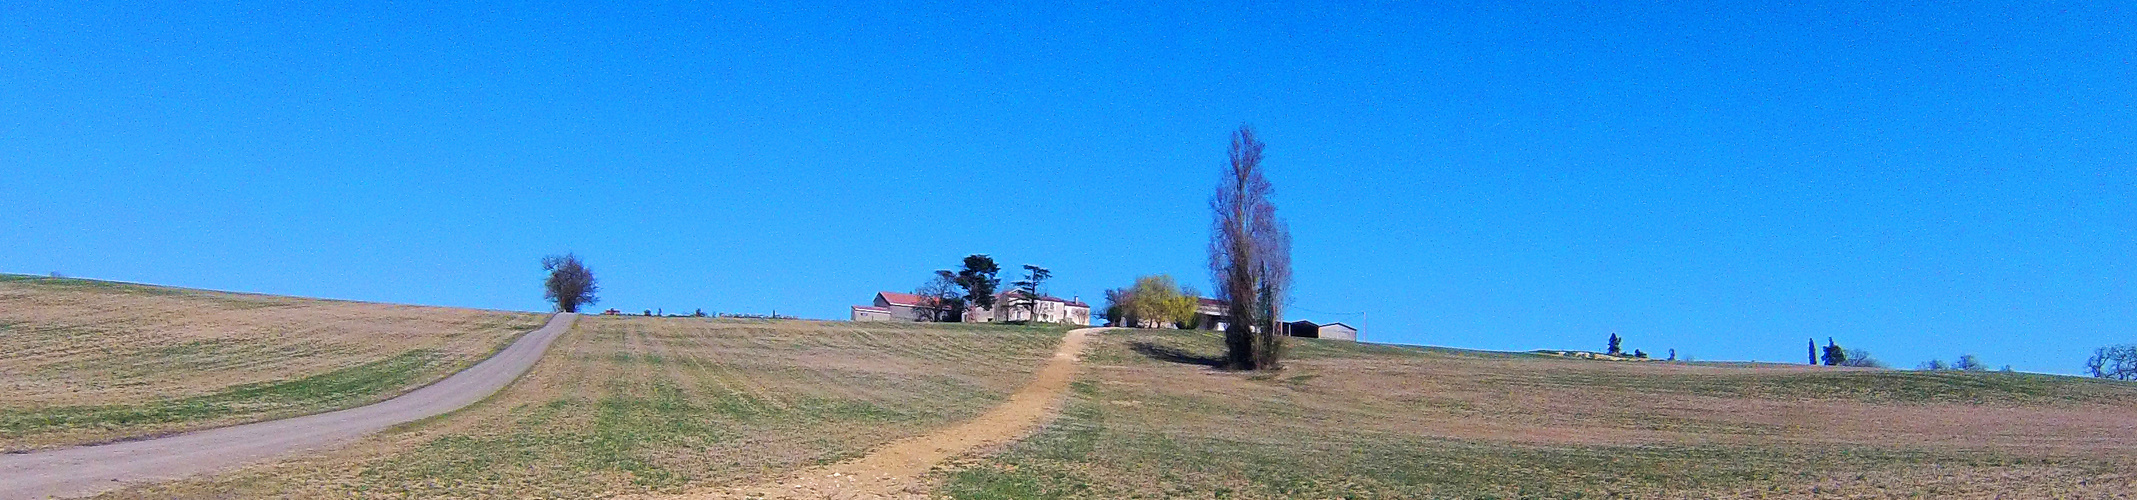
0 312 578 499
656 326 1105 500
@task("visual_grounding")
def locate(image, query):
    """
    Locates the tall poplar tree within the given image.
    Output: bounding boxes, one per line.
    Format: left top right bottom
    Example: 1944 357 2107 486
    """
1208 125 1291 370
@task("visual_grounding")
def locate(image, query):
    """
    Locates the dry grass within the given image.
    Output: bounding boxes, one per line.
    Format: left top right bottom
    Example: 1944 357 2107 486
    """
0 274 546 451
96 316 1069 499
942 329 2137 499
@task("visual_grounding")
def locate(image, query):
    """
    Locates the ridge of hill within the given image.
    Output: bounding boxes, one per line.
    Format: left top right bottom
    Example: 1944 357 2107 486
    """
0 274 545 451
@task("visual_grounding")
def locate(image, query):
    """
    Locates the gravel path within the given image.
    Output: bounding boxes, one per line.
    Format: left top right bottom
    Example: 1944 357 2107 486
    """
0 312 578 499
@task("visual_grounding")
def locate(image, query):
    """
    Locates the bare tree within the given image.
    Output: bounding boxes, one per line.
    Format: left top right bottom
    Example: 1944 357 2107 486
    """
1208 125 1291 370
1101 287 1132 327
1838 348 1885 368
542 253 598 313
2087 345 2137 381
913 271 963 322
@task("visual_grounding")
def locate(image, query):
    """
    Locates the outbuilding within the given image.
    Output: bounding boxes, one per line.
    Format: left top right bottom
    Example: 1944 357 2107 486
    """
1317 322 1358 341
1283 320 1359 341
850 305 894 322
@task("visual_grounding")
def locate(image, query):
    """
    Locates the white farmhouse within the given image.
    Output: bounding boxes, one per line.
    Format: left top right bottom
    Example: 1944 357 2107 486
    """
974 290 1091 325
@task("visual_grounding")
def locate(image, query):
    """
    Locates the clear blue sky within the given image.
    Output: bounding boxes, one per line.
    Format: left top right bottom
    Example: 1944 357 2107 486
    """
5 1 2131 374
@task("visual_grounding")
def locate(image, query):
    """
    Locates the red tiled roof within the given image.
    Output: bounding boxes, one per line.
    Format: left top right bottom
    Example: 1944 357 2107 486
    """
876 291 926 306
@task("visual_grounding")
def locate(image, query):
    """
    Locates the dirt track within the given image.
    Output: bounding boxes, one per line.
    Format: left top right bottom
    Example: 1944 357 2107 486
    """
654 326 1103 500
0 313 577 499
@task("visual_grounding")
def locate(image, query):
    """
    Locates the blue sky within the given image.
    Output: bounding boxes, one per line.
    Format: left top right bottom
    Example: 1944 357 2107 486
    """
4 1 2131 374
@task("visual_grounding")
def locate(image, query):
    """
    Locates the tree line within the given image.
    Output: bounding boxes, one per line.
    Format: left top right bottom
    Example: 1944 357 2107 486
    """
1101 275 1201 329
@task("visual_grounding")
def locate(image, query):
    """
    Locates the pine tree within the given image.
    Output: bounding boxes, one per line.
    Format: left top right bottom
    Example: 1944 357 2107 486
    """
1822 338 1847 366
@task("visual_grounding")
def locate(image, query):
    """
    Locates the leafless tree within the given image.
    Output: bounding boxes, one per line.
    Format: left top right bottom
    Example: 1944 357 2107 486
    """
2087 345 2137 381
914 271 963 322
1838 348 1885 368
1208 124 1291 370
542 253 598 313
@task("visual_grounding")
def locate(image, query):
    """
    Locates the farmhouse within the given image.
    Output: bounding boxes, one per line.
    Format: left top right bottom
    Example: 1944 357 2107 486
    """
976 291 1091 325
850 290 1091 326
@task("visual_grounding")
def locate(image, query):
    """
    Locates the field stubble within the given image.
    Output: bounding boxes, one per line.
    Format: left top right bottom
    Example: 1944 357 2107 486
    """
97 316 1069 498
944 329 2137 499
0 275 545 451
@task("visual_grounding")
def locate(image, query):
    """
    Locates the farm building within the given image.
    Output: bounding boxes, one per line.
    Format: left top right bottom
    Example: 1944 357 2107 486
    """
1286 320 1359 341
850 291 933 322
1321 322 1358 341
851 290 1091 326
977 291 1091 325
1154 298 1361 340
1193 298 1230 330
849 305 894 322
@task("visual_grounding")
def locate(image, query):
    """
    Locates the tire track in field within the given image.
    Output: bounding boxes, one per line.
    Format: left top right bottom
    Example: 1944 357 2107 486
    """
646 326 1105 500
709 324 795 414
799 327 912 422
836 326 978 422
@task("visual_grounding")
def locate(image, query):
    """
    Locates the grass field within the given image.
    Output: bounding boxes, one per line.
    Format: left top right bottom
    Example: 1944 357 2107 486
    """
941 329 2137 499
0 274 546 451
33 285 2137 499
99 316 1069 498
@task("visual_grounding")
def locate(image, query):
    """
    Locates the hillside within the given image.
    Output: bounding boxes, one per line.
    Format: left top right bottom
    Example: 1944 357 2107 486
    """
0 274 545 451
101 316 1071 498
944 329 2137 498
43 305 2137 498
